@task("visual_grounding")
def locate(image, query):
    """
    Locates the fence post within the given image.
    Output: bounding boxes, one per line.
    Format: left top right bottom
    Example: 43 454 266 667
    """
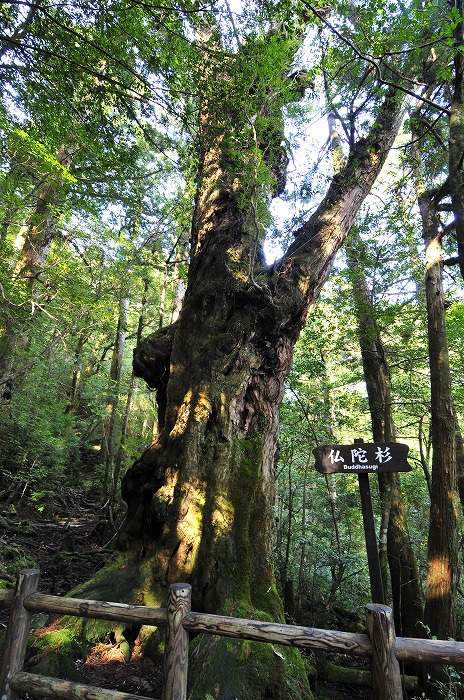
366 603 402 700
162 583 191 700
0 569 40 700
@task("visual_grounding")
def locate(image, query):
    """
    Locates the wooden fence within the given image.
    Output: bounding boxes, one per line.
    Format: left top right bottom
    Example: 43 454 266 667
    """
1 569 464 700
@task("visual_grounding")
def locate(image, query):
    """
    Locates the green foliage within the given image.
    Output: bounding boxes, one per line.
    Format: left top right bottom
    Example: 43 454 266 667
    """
275 173 462 625
0 361 81 501
0 0 463 675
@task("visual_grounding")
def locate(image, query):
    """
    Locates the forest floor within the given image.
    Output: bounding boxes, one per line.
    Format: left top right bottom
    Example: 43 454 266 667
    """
0 487 163 697
0 488 373 700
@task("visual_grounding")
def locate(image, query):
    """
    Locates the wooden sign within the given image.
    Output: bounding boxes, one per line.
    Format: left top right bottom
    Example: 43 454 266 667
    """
313 439 411 604
313 441 411 475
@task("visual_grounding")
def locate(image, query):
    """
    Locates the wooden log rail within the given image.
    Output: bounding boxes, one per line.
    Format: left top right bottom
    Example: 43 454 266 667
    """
1 570 464 700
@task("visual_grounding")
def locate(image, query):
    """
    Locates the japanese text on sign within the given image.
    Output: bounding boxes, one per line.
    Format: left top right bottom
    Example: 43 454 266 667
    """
313 442 411 474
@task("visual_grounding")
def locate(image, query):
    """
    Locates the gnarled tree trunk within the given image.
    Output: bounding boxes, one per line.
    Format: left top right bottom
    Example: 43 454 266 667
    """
120 76 405 697
33 27 406 698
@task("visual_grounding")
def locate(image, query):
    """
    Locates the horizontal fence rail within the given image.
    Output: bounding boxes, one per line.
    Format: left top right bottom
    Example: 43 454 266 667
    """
183 611 373 656
1 569 464 700
10 670 154 700
23 592 168 628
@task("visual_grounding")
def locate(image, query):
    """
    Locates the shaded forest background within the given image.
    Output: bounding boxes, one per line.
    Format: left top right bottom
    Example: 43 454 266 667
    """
1 0 464 695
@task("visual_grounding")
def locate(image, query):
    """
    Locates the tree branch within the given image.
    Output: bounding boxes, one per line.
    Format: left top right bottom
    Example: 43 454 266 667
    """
270 84 405 332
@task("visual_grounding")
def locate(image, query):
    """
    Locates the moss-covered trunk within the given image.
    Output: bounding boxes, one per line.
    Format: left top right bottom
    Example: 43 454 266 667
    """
125 136 310 696
449 0 464 281
34 28 406 699
419 193 459 642
123 87 404 699
0 144 73 397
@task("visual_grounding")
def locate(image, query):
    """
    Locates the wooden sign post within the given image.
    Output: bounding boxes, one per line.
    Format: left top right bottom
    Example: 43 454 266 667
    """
313 439 411 605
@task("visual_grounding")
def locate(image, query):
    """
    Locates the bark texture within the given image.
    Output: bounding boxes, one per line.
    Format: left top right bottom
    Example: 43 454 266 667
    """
14 144 73 282
419 193 459 643
449 0 464 280
0 144 73 396
347 234 423 638
117 70 407 697
117 79 406 698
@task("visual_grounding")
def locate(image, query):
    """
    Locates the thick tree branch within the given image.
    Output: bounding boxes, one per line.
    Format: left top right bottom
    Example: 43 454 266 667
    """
271 85 405 335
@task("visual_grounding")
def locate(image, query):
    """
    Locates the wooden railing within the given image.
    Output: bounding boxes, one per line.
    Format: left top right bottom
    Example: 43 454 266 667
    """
1 569 464 700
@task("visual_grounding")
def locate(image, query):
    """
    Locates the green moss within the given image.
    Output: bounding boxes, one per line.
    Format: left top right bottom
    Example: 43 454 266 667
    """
188 435 312 698
188 635 312 700
1 543 37 585
67 552 140 602
31 622 85 680
213 436 262 607
221 435 284 622
27 552 167 676
33 612 118 659
203 332 236 353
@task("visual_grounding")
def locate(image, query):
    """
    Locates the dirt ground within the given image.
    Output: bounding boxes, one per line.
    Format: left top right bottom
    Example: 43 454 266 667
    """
0 489 373 700
0 489 163 698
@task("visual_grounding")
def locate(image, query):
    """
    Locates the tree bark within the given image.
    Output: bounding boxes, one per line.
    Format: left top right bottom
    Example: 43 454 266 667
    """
14 144 73 283
418 192 459 641
414 190 460 699
112 278 149 502
346 233 424 638
296 458 309 619
120 73 405 695
449 0 464 280
102 285 130 500
0 144 73 397
64 332 87 414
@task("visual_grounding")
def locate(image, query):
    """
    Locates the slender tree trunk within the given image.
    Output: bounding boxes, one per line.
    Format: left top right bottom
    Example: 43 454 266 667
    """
346 233 423 637
111 376 137 501
158 266 168 330
0 144 73 396
278 452 295 622
456 424 464 507
449 0 464 280
170 276 185 323
418 192 459 641
323 474 345 621
281 454 294 589
102 286 130 500
112 278 149 501
64 332 87 415
418 414 432 497
448 0 464 515
14 144 73 283
413 191 460 699
296 458 309 619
